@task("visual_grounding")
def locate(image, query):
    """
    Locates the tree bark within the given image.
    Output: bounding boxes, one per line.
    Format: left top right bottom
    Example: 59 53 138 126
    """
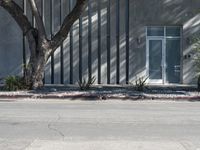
25 41 50 89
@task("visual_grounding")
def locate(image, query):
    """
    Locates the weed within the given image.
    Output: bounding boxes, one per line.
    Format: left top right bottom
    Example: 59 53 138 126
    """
78 76 96 91
4 76 27 91
135 76 148 91
130 76 148 92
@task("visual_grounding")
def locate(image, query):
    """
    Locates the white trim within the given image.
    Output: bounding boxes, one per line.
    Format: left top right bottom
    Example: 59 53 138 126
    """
163 27 166 84
166 36 181 39
146 27 149 80
146 26 181 84
147 38 164 84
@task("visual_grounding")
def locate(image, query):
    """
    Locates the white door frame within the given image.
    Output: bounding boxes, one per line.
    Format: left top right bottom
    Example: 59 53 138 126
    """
146 37 166 84
146 26 182 85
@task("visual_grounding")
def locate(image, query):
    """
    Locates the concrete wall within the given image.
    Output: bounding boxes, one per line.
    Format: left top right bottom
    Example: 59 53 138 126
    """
0 0 200 85
0 0 23 84
130 0 200 84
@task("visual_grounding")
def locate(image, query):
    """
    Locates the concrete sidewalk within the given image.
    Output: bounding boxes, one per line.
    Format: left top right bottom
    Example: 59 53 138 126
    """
26 140 186 150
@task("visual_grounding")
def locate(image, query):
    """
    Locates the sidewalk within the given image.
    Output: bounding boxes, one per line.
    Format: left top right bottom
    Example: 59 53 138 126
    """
26 140 186 150
0 85 199 101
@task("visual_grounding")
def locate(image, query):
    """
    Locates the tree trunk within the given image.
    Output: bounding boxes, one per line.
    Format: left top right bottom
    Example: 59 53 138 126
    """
25 45 48 89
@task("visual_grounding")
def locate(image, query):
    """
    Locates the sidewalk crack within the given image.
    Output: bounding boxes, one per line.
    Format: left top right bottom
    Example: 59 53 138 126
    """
22 139 36 150
48 115 65 141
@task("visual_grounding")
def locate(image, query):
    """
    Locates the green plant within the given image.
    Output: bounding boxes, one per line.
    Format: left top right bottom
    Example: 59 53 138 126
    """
131 76 148 92
78 76 96 91
4 76 27 91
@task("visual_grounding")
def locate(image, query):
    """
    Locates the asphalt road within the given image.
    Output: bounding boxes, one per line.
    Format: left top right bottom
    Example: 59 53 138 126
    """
0 99 200 150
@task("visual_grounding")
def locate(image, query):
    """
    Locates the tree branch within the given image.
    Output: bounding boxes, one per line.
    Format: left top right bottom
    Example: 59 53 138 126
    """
28 0 46 38
50 0 88 53
0 0 37 58
0 0 32 35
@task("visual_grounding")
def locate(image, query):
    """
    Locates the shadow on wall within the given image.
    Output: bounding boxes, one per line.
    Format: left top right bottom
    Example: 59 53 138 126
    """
26 0 135 85
161 0 200 84
1 0 200 85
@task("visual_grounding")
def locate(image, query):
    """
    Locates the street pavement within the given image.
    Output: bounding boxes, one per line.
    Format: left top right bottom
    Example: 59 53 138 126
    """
0 99 200 150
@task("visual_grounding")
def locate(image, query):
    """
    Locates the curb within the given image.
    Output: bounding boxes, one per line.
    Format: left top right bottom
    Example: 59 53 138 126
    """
0 94 200 101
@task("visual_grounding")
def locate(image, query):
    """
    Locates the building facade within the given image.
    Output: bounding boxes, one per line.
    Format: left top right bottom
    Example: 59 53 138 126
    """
0 0 200 85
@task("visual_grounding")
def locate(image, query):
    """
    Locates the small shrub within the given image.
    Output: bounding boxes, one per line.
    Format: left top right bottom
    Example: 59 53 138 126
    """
4 76 27 91
130 76 148 92
136 77 148 91
78 76 96 91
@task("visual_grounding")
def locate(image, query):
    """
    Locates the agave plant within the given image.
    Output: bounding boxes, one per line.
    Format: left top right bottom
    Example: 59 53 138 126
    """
78 76 96 91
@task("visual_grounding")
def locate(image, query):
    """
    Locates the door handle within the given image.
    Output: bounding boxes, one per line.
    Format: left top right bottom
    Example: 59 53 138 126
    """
174 65 180 73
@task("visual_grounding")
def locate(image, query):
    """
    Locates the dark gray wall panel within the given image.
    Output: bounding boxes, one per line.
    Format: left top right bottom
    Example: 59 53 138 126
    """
100 0 108 84
110 0 117 84
0 8 23 79
119 0 126 84
90 0 98 84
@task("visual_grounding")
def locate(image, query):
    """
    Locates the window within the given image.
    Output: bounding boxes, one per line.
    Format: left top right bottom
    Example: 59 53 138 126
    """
147 27 164 36
166 27 181 37
147 26 181 37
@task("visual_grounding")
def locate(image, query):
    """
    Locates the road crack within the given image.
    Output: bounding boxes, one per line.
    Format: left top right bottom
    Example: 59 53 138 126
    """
22 139 36 150
48 115 65 141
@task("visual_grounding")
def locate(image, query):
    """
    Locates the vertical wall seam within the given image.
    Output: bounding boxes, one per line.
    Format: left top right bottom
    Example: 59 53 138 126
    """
97 0 101 84
50 0 55 84
69 0 73 84
60 0 64 84
41 0 46 84
116 0 120 84
79 16 83 83
125 0 130 84
88 0 92 80
107 0 111 84
22 0 26 77
41 0 45 26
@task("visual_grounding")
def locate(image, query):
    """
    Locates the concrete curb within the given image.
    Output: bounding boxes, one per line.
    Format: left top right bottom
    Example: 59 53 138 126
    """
0 93 199 101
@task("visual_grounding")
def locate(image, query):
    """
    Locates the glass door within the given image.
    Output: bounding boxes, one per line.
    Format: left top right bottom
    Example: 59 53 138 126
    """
148 39 164 84
166 38 181 83
146 26 181 84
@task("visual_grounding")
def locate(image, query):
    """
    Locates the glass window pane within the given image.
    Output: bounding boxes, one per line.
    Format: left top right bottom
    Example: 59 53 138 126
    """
166 39 180 83
147 27 164 36
149 40 162 79
166 27 181 36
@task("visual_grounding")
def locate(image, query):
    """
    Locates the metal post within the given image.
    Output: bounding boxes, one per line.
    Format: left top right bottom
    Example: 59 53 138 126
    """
41 0 46 84
107 0 111 84
88 0 92 80
50 0 55 84
60 0 64 84
116 0 120 84
79 16 83 83
22 0 26 77
125 0 130 84
97 0 101 84
69 0 73 84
